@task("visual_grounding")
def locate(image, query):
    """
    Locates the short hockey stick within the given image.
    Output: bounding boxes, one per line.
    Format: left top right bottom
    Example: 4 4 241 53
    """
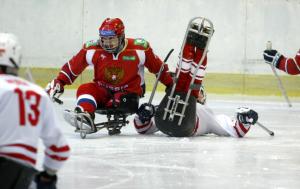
148 48 174 104
53 96 63 105
266 41 292 107
256 121 274 136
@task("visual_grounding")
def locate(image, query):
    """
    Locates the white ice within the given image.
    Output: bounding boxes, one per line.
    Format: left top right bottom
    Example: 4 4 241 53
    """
37 91 300 189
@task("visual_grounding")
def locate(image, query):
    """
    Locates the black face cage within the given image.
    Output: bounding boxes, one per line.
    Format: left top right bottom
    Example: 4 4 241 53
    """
100 34 125 54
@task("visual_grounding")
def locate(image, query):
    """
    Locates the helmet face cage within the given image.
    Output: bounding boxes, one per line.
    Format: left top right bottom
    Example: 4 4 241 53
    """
100 34 121 53
0 33 21 70
99 18 125 53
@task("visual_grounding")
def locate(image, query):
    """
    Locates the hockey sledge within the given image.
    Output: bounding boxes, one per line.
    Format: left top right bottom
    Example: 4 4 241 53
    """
63 93 139 139
154 17 214 136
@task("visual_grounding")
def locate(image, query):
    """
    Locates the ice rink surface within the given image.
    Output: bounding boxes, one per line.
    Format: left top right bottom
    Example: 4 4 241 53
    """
40 91 300 189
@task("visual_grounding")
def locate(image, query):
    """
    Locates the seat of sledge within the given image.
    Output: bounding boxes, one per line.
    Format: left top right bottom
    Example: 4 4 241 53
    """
73 93 140 139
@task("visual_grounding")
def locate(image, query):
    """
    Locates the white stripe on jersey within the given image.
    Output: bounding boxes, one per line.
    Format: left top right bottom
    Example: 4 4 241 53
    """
177 60 191 73
86 49 96 65
292 58 300 72
67 61 78 76
60 70 73 84
136 50 146 85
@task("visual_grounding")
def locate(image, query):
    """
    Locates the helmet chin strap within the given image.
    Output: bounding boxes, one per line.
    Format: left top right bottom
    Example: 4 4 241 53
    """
113 39 125 55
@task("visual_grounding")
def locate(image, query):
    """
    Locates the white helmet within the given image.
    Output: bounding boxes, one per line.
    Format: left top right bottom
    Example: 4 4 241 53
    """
0 33 22 69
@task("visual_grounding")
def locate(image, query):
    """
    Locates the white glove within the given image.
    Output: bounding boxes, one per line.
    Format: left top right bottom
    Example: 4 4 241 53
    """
197 85 206 105
45 79 64 101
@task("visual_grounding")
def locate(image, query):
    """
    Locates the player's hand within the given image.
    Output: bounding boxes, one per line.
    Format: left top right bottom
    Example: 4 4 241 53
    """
197 85 206 105
137 103 155 123
236 107 258 125
105 92 126 108
45 79 64 102
34 171 57 189
263 49 282 67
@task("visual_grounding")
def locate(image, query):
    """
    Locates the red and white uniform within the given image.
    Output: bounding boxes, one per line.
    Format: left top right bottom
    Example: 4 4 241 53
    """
0 74 70 170
134 105 250 138
277 49 300 75
56 38 173 113
175 43 207 98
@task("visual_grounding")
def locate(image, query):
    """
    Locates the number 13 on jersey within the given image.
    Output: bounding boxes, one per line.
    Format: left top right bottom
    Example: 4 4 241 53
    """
14 88 41 126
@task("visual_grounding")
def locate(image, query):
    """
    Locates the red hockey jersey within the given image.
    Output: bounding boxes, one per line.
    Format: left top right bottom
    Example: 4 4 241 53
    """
57 38 173 96
277 49 300 75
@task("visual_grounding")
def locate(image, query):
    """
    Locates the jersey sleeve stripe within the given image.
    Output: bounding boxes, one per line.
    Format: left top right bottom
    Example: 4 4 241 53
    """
292 58 300 72
6 144 37 153
49 145 70 153
45 152 69 161
0 153 36 165
60 70 73 84
67 61 78 77
233 125 243 138
134 120 151 129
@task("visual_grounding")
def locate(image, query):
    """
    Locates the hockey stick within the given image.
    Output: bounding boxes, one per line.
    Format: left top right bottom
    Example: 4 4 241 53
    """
266 41 292 107
53 96 63 105
23 67 64 105
256 121 274 136
148 48 174 104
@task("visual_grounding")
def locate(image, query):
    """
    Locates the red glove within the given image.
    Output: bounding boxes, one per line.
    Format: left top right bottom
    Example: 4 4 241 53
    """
105 92 127 108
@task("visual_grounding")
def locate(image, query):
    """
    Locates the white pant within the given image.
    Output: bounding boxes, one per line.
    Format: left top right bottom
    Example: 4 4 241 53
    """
193 105 238 137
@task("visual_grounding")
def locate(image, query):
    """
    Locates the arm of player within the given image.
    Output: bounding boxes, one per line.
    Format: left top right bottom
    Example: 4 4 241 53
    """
133 115 158 134
144 45 173 87
46 48 90 98
40 97 70 172
276 49 300 75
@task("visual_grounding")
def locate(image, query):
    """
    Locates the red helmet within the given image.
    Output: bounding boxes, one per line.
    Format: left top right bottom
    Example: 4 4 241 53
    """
99 18 125 53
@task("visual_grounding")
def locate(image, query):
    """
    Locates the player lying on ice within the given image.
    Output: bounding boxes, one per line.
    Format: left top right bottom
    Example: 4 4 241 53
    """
45 18 173 134
134 19 259 138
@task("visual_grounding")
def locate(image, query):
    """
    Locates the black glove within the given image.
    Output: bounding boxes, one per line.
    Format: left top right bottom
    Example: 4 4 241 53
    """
137 103 155 123
35 171 57 189
236 107 258 125
263 49 282 67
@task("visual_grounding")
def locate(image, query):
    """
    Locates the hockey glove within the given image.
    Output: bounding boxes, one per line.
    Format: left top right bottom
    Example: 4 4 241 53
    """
263 49 282 67
236 107 258 125
45 79 64 102
34 171 57 189
137 103 155 123
105 92 126 108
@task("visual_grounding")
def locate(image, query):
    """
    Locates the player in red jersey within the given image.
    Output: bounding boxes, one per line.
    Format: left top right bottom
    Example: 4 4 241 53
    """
46 18 173 124
0 33 70 189
264 48 300 75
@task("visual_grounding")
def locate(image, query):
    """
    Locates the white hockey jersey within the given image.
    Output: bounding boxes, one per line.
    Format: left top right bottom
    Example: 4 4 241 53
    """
0 74 70 171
